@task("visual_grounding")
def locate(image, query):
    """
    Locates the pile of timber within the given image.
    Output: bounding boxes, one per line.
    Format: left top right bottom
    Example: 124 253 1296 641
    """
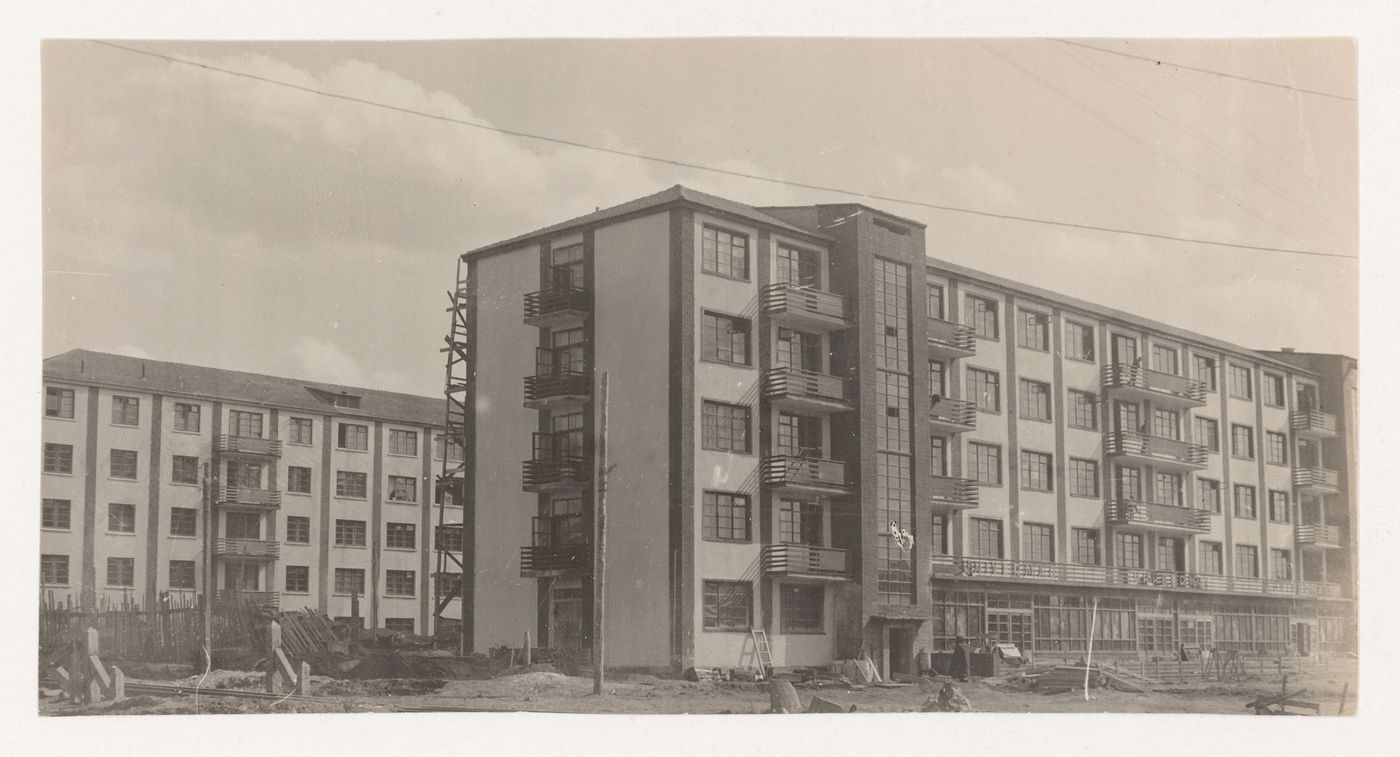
275 609 344 660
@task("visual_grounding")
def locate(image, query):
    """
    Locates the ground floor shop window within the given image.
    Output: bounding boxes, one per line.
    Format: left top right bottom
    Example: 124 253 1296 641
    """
779 584 824 634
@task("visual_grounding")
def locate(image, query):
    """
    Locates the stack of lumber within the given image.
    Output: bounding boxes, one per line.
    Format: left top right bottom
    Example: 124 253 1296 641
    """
276 609 343 659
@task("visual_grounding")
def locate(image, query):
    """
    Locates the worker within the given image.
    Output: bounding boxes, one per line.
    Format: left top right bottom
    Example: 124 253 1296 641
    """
950 636 971 682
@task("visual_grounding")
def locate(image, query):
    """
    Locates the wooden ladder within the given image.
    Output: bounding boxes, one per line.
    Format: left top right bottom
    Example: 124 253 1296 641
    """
751 627 773 678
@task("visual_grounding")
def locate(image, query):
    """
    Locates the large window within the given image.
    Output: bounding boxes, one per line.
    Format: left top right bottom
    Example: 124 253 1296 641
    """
1198 478 1222 514
970 518 1003 558
174 402 201 432
1229 364 1253 399
776 243 819 286
778 499 822 545
287 466 312 494
289 417 313 445
42 499 71 529
1151 344 1179 375
702 580 752 631
702 491 751 542
1262 373 1285 407
336 470 367 498
777 328 821 372
229 409 264 438
1069 458 1099 497
968 368 1000 412
110 449 138 480
46 387 75 419
1020 450 1053 492
701 401 751 453
1266 431 1288 465
701 311 751 365
1073 529 1100 565
701 225 749 279
44 443 73 474
1200 541 1224 575
875 373 911 453
386 522 416 550
334 568 366 595
1018 310 1049 351
780 584 824 634
1268 490 1291 523
1066 321 1095 361
108 503 136 533
1019 380 1051 421
1231 424 1255 460
385 570 416 596
107 557 135 587
1068 390 1097 429
969 442 1002 485
1235 545 1259 578
286 516 311 544
1193 355 1218 391
334 519 367 546
389 429 418 456
965 296 999 339
172 455 199 485
1157 537 1185 572
1114 532 1143 569
1233 485 1257 519
1195 417 1219 452
388 475 418 502
1153 472 1182 506
337 423 369 451
1023 523 1054 563
111 395 140 426
170 507 196 536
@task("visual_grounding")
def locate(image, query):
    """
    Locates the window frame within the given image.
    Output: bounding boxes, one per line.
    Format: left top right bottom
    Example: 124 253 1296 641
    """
967 367 1001 413
700 310 752 366
286 465 312 494
1233 484 1257 519
337 422 369 452
169 507 197 537
385 569 417 597
334 518 367 547
1265 431 1289 466
1018 379 1052 422
968 442 1003 486
969 517 1004 558
110 449 139 480
385 522 417 550
1235 545 1260 578
173 402 201 433
42 554 70 586
42 498 72 530
1068 390 1097 430
289 417 314 446
1017 309 1050 352
1022 522 1055 563
388 429 419 457
45 387 75 419
1069 458 1100 498
700 224 751 281
285 565 311 593
1019 449 1054 492
335 470 368 499
779 583 825 634
1268 490 1291 523
108 502 136 533
111 395 140 427
106 556 135 588
1194 417 1220 453
1230 424 1255 460
1262 373 1286 407
702 580 753 632
1065 321 1095 362
334 568 366 596
1197 478 1222 515
169 560 197 590
965 295 999 340
286 516 312 544
43 443 74 474
387 475 418 503
702 490 752 543
1199 541 1224 575
700 400 752 454
1229 364 1254 400
171 454 200 485
1193 355 1218 392
1073 528 1100 566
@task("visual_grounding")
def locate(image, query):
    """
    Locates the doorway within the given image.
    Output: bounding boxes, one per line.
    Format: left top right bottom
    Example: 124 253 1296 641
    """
887 626 915 678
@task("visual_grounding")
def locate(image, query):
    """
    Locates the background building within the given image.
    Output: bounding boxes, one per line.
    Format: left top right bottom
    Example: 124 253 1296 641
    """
40 350 459 634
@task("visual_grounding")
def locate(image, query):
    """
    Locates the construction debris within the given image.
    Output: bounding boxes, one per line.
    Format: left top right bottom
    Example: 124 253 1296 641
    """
806 695 857 713
921 682 972 712
1247 688 1321 716
768 679 801 713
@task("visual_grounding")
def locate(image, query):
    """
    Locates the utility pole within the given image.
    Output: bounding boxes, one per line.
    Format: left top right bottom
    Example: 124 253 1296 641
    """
200 462 212 662
592 373 609 695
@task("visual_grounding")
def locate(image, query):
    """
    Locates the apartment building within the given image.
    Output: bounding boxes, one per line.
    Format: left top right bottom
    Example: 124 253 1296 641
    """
450 185 1355 676
40 350 460 634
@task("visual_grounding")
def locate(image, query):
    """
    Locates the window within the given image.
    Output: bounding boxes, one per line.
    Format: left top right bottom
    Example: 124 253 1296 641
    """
173 402 200 432
776 243 820 286
226 512 260 540
777 328 821 372
1235 545 1259 578
333 394 362 409
701 225 749 279
701 401 751 453
965 296 999 339
169 507 197 537
1266 432 1288 465
289 417 313 445
386 522 417 550
286 516 311 544
1153 472 1182 506
1151 345 1179 375
702 580 753 631
874 373 910 452
337 423 369 451
169 560 196 590
335 519 367 547
110 449 138 480
1018 380 1051 421
1268 490 1291 523
1073 529 1100 565
436 525 464 552
435 434 464 462
107 557 135 587
388 475 418 502
1069 459 1099 498
930 513 949 556
970 518 1003 558
1229 365 1253 399
1262 373 1285 407
780 584 824 634
702 491 751 542
967 368 1000 412
229 409 264 438
336 471 367 498
226 461 262 488
1023 523 1054 563
1193 355 1218 391
701 312 751 365
969 442 1002 485
285 565 310 593
111 395 140 426
1233 485 1257 519
41 554 69 585
1231 424 1255 459
550 243 584 287
287 466 312 494
1115 465 1142 500
1157 537 1185 572
1068 390 1097 430
927 284 945 320
46 387 75 419
172 455 199 485
1195 417 1219 453
1197 479 1222 514
1066 321 1095 361
1018 310 1049 351
334 568 365 596
44 443 73 474
1114 533 1143 569
108 503 135 533
385 570 416 596
1270 549 1292 580
1200 542 1224 575
1020 450 1053 492
1151 408 1180 440
41 499 71 530
778 499 822 546
385 618 415 634
389 429 418 456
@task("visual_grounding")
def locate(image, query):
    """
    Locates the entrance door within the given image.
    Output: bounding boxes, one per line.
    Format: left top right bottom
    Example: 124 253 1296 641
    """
1295 622 1312 657
549 587 584 650
888 626 914 678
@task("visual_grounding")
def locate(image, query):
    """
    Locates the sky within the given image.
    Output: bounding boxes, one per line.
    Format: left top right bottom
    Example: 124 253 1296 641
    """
41 38 1357 397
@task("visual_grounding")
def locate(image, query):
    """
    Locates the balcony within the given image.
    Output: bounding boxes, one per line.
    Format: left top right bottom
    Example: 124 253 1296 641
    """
520 543 590 577
1296 523 1343 550
524 285 590 328
761 544 852 581
214 435 283 459
926 317 976 358
762 367 851 414
522 456 590 493
1293 466 1341 495
215 485 282 510
1100 364 1206 408
1291 410 1338 439
1104 431 1207 471
212 538 280 560
761 283 848 331
928 475 979 510
930 555 1345 599
212 590 280 611
929 397 976 433
524 369 591 410
1106 499 1210 533
761 454 849 494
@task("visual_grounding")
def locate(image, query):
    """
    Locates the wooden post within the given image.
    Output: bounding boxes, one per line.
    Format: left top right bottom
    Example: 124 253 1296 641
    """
201 463 213 665
298 661 311 696
69 626 85 703
524 630 532 667
1337 682 1349 716
592 373 609 696
1177 656 1184 683
350 593 361 655
266 621 284 693
86 628 105 702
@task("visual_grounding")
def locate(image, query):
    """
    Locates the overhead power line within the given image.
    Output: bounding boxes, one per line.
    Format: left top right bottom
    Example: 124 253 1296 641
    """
87 39 1356 263
1055 40 1356 103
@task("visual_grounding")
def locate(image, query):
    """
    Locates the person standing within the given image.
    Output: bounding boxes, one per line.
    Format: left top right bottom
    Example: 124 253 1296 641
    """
950 636 971 682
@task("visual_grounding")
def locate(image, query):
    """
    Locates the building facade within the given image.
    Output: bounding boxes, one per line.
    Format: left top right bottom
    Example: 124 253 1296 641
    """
450 185 1356 675
40 350 460 634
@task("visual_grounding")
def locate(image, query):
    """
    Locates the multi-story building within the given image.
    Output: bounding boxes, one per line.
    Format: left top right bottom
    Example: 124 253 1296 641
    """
449 185 1356 676
40 350 460 634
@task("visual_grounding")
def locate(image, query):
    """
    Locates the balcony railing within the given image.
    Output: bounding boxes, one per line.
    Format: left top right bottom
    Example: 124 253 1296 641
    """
215 485 282 510
761 544 852 580
524 370 591 406
928 475 979 509
520 543 590 576
1104 431 1207 469
524 285 590 324
1106 499 1211 532
212 590 280 611
930 555 1344 599
212 538 280 560
215 435 283 458
929 397 976 431
762 367 849 409
761 454 848 491
1293 466 1341 491
1291 410 1338 438
1100 364 1206 405
1296 523 1343 548
522 456 590 490
761 283 847 327
926 317 976 355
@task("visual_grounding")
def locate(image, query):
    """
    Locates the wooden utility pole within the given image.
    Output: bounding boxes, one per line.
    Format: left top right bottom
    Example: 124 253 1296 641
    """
200 462 212 662
592 373 609 695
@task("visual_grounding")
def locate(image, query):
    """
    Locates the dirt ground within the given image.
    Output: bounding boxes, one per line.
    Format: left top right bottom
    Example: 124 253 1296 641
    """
40 661 1357 717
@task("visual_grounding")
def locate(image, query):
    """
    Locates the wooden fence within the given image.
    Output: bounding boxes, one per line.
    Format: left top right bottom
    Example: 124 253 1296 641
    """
39 591 262 663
